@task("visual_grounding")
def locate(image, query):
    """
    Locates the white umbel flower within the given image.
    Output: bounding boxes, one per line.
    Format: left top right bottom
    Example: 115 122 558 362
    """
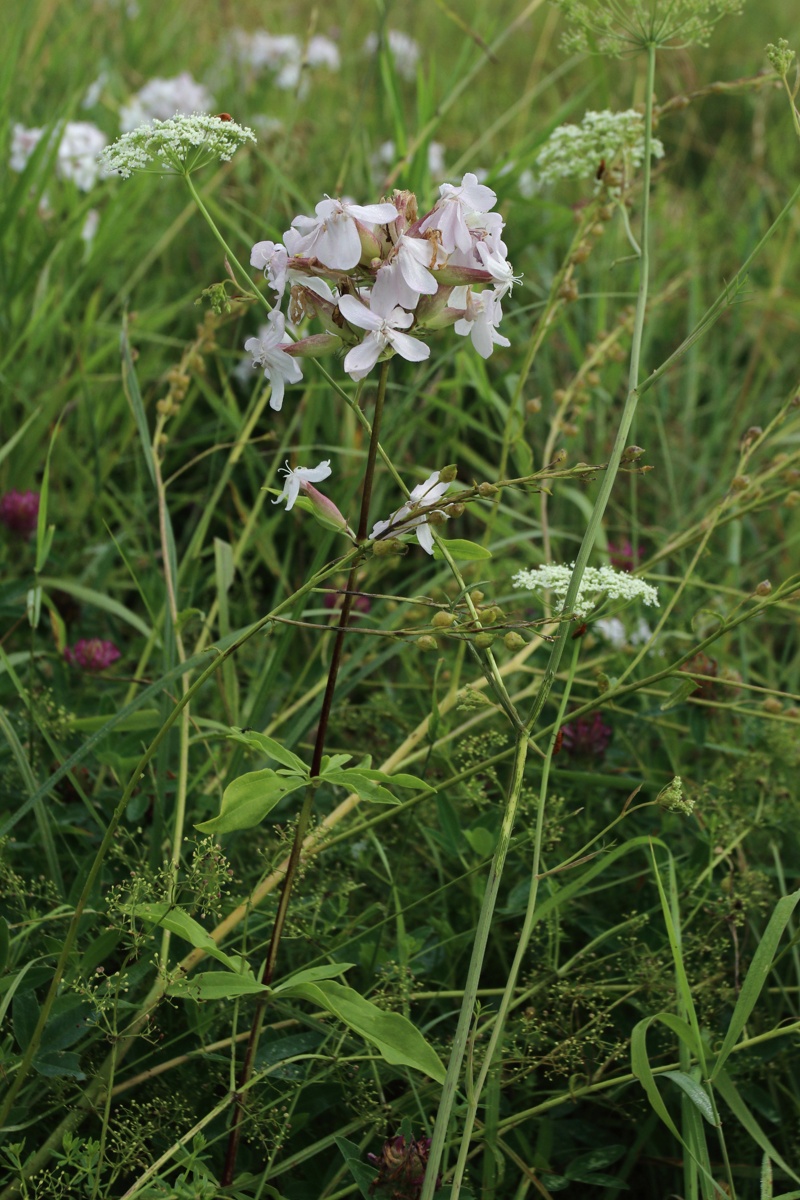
513 562 659 618
98 113 256 178
535 109 665 192
119 72 213 132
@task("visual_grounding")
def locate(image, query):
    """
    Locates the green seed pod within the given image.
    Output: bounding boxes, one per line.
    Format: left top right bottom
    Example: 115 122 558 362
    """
416 635 439 651
431 610 457 628
474 632 496 649
504 632 526 650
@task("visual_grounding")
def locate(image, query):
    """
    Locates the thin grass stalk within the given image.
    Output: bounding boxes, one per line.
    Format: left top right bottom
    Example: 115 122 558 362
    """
448 638 581 1194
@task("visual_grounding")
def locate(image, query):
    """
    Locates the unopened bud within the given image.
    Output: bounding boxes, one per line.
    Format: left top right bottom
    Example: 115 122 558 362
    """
526 397 542 414
504 631 526 650
470 591 485 604
479 606 504 624
754 580 772 596
445 502 465 518
416 635 439 651
372 537 406 556
431 610 457 628
478 482 498 497
550 449 567 465
438 464 458 483
586 371 601 387
427 509 448 525
559 279 579 302
474 631 496 649
731 474 750 492
741 426 762 447
571 241 591 264
786 491 800 508
762 697 783 714
621 445 645 463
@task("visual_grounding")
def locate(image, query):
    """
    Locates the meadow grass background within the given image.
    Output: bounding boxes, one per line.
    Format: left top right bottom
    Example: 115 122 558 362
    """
2 1 800 1196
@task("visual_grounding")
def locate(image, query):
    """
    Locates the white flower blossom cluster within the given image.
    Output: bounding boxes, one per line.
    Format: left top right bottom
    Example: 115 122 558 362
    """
535 110 664 192
513 562 659 618
98 113 256 179
119 72 214 132
224 29 340 91
363 29 421 81
10 121 108 192
245 173 520 409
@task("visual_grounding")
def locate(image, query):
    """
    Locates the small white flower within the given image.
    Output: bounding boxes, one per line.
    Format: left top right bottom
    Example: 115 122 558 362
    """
370 470 452 555
395 233 440 296
454 289 510 359
244 310 304 410
339 292 430 380
513 562 659 619
419 172 497 254
290 196 399 271
273 460 332 511
98 113 256 178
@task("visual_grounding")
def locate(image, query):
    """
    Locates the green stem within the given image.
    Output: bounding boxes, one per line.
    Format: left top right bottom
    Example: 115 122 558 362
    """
448 638 581 1195
220 360 391 1187
524 39 658 734
420 734 529 1200
184 174 271 314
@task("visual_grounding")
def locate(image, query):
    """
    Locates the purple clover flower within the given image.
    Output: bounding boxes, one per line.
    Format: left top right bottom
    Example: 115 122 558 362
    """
560 711 612 760
367 1134 440 1197
0 490 40 539
64 639 121 672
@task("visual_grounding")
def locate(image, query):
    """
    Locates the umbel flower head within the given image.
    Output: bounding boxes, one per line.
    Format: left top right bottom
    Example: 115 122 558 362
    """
551 0 745 56
534 110 664 192
513 562 659 618
98 113 256 178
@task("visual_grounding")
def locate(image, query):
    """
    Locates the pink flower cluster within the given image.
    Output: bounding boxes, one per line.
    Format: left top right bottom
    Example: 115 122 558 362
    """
0 490 39 538
64 639 121 672
245 173 519 410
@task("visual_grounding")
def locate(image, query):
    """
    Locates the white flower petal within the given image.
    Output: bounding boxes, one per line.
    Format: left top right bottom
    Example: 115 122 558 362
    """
344 332 384 378
415 522 435 555
338 294 383 331
346 200 399 224
386 328 430 363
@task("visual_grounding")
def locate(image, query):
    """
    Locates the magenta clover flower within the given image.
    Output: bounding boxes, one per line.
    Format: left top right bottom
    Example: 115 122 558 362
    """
0 490 40 539
65 639 121 672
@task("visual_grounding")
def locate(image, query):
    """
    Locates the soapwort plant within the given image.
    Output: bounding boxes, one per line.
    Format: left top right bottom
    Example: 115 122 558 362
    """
4 7 800 1198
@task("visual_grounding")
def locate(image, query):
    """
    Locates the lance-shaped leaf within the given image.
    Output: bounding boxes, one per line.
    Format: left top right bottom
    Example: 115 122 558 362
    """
168 972 268 1001
272 962 356 995
195 770 306 834
227 728 308 775
280 979 446 1082
130 903 244 972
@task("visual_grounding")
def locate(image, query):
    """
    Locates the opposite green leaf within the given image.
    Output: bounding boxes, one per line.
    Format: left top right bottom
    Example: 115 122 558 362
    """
322 768 401 805
195 769 306 834
281 979 446 1082
227 729 308 775
131 903 243 973
167 972 268 1001
272 962 356 995
432 537 492 561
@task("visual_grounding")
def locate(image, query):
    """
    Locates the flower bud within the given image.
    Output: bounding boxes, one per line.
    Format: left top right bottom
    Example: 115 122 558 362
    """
479 606 504 623
754 580 772 596
416 635 439 651
431 610 457 628
478 482 498 497
474 632 496 649
471 590 485 604
621 445 645 463
762 697 783 714
731 474 750 492
526 397 542 414
550 449 567 465
445 502 465 518
427 510 448 526
302 483 353 536
438 464 459 483
503 631 526 650
372 537 407 556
